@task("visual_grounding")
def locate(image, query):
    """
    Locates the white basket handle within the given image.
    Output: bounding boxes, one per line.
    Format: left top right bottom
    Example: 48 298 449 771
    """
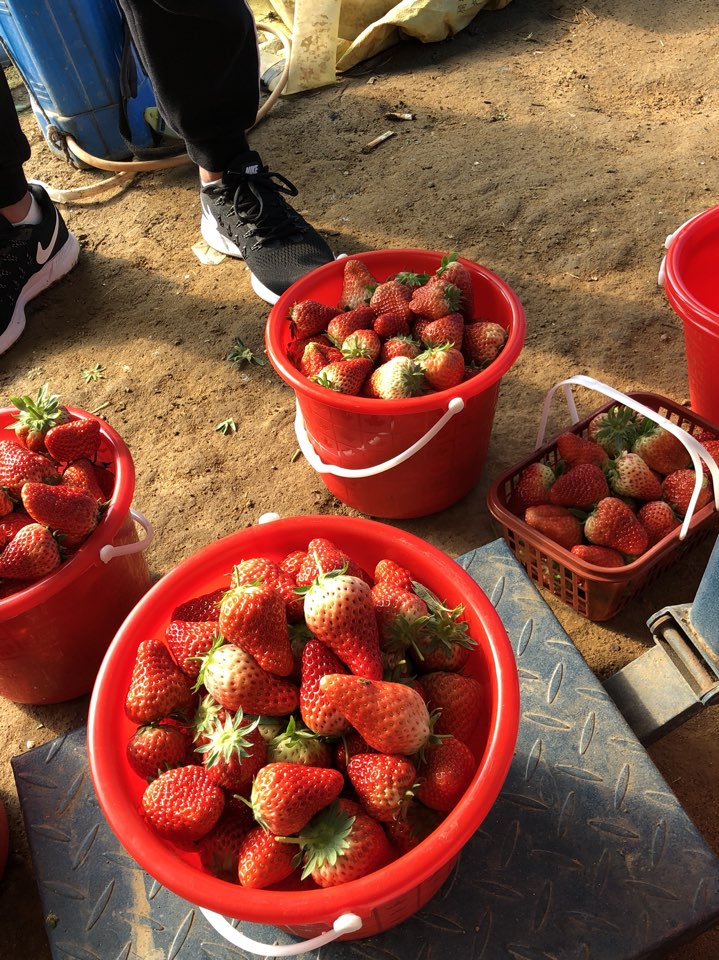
294 396 465 480
200 907 363 956
99 509 154 563
535 374 719 541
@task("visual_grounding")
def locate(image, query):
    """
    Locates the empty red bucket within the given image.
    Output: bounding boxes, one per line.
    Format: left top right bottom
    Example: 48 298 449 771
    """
265 250 526 519
663 205 719 422
87 515 519 951
0 406 154 704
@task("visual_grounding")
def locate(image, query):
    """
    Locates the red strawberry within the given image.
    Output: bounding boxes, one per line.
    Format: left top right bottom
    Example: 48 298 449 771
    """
421 671 483 743
700 439 719 476
312 358 373 396
347 752 416 823
141 765 225 843
61 458 106 501
410 276 461 320
408 585 476 673
299 340 342 379
385 800 442 854
219 580 293 676
374 558 414 591
416 736 475 811
419 313 465 350
250 762 344 836
556 432 609 467
417 344 465 391
290 299 340 338
21 481 99 538
166 620 219 678
296 537 371 587
514 462 556 510
636 500 680 546
337 258 377 309
326 306 375 345
280 549 307 580
524 504 583 550
199 804 255 881
237 826 298 888
299 638 351 736
661 469 713 518
333 730 375 774
583 497 649 556
0 440 58 496
298 799 393 886
380 335 421 363
436 253 474 319
286 335 333 370
411 317 433 343
127 722 193 780
341 329 381 363
196 711 267 793
369 278 414 320
373 312 410 339
569 544 625 567
607 452 663 501
365 356 426 399
303 571 383 679
0 522 61 580
0 510 33 550
371 581 428 660
548 463 609 509
632 425 692 475
197 638 299 716
267 715 332 766
319 674 431 754
9 383 70 451
462 321 507 366
171 588 224 622
125 638 196 724
0 489 13 518
44 417 101 463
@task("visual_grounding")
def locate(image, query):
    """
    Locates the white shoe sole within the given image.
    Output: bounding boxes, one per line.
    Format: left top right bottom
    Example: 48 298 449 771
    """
0 231 80 355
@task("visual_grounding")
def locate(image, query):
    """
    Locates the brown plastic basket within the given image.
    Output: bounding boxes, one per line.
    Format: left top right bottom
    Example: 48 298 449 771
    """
486 377 719 621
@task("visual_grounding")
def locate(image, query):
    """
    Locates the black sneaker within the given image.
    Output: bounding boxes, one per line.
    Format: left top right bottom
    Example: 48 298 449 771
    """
0 182 80 355
200 150 334 304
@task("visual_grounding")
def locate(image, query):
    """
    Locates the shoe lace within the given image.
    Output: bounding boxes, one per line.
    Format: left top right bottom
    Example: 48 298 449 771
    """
225 165 306 248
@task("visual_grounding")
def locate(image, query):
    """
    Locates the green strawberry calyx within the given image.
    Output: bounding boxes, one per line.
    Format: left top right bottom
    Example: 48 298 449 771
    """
193 707 259 767
276 801 356 879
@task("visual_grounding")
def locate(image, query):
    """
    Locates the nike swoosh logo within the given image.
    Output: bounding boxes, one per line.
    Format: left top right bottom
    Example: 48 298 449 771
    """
36 208 60 266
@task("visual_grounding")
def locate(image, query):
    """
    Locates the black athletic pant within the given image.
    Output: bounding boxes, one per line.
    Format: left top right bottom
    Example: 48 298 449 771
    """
0 0 259 206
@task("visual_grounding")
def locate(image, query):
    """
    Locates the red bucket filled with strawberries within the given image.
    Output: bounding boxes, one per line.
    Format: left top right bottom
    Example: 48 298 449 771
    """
87 515 519 950
487 376 719 621
0 385 153 704
265 250 526 519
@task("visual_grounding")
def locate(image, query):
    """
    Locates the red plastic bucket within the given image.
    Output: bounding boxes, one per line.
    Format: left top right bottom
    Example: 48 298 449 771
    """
663 206 719 422
265 250 526 519
87 515 519 951
0 406 154 704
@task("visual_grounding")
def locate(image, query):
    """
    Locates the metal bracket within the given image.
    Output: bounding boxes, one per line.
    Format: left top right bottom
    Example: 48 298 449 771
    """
604 602 719 745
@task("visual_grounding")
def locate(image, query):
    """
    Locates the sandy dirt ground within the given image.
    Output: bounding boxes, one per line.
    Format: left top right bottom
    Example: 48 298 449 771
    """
3 0 719 956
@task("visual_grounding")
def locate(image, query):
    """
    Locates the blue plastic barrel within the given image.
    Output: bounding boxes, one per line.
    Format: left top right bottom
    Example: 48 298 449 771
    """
0 0 157 165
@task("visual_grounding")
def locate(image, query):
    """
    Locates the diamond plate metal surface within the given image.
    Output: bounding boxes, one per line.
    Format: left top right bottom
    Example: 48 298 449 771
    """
12 538 719 959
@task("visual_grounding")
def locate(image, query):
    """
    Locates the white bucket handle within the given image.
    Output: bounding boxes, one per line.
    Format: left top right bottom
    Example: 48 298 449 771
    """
200 907 363 956
99 509 154 563
294 396 465 479
535 374 719 541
